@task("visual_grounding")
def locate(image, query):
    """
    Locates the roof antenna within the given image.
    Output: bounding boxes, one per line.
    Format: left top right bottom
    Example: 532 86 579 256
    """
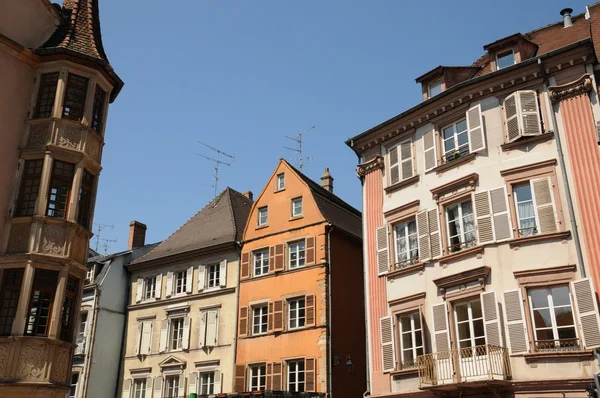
196 141 235 199
284 125 315 171
92 223 116 254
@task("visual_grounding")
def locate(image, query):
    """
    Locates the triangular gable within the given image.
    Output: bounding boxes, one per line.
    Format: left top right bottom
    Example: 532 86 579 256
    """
158 355 186 368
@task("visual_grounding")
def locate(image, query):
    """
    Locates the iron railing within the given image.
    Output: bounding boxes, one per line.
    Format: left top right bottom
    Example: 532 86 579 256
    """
417 344 511 387
197 393 326 398
443 146 470 164
534 338 581 352
394 255 420 270
447 239 477 253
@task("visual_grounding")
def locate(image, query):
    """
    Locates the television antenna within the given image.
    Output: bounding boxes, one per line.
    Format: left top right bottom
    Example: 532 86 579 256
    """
284 125 315 171
92 223 116 254
196 141 235 198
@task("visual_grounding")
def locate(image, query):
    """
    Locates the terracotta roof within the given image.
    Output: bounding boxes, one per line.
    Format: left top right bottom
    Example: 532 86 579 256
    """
131 188 253 264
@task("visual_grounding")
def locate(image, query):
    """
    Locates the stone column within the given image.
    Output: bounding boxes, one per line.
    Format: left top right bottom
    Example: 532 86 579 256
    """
48 268 69 339
67 163 84 223
11 263 35 336
34 152 54 217
51 70 68 119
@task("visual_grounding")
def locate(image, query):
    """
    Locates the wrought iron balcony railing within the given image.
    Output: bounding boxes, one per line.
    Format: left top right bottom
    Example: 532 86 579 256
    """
534 338 581 352
204 393 326 398
417 344 511 387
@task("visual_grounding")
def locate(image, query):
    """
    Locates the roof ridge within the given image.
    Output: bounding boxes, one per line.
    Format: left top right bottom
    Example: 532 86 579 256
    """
525 11 587 37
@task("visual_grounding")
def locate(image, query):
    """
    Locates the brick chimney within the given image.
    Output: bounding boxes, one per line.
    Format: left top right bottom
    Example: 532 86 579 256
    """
321 168 334 193
128 221 147 250
242 191 253 201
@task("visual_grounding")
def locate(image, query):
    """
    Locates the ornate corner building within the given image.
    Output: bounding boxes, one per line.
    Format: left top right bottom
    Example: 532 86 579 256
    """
0 1 122 397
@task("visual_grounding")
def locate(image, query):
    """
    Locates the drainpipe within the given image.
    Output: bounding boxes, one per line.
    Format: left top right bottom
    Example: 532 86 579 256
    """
83 284 100 398
540 59 587 277
233 240 242 395
594 348 600 392
326 224 334 397
114 258 131 398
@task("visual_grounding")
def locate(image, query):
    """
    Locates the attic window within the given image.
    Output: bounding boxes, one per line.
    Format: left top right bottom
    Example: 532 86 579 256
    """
428 79 443 98
496 50 515 70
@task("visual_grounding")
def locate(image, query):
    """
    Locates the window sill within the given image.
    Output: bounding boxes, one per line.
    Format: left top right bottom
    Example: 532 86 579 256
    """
384 175 420 194
438 245 484 264
501 132 554 151
508 230 571 247
255 224 268 230
390 367 419 376
523 349 593 360
275 188 285 193
385 262 425 279
289 215 304 221
434 153 476 174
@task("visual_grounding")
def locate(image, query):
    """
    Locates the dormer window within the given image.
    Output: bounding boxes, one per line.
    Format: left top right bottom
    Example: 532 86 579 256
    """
428 79 443 98
496 50 515 70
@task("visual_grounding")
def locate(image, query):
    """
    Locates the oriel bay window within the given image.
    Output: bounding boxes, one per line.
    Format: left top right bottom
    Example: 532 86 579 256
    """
60 276 79 341
47 160 75 218
34 72 59 119
62 73 89 121
16 159 43 217
0 269 24 335
25 269 58 336
445 200 476 252
393 219 418 268
91 85 106 133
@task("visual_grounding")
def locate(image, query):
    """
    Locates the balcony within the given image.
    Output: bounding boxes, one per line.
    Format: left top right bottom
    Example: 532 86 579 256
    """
213 394 326 398
74 336 86 356
417 344 511 389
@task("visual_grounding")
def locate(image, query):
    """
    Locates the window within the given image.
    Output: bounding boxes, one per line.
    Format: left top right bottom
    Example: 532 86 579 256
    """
133 378 146 398
16 159 44 217
428 79 442 98
446 200 476 253
288 241 306 269
0 269 24 335
69 372 79 398
34 72 59 119
398 312 424 368
170 318 184 350
252 305 268 335
454 299 485 355
249 364 266 391
164 375 180 398
497 49 515 70
85 265 94 284
60 276 79 341
145 277 156 300
288 298 306 329
253 249 269 277
200 309 219 347
137 320 153 355
528 286 577 351
258 207 268 226
292 198 303 217
287 360 305 393
77 312 87 345
46 160 75 218
207 264 220 288
442 119 469 163
393 220 418 268
200 372 215 394
175 271 186 295
25 269 58 336
91 85 106 132
277 173 285 190
513 183 537 236
62 73 89 121
77 169 95 228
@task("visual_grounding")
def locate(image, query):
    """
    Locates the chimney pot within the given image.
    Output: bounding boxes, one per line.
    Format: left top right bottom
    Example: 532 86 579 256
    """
560 8 573 28
128 221 147 250
321 168 334 193
242 191 253 201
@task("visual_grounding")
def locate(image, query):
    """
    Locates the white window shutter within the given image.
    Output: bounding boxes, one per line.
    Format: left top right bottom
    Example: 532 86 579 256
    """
155 274 162 299
376 226 389 275
121 379 131 398
571 278 600 348
145 377 153 397
423 129 437 172
531 177 558 234
165 272 173 298
189 372 197 395
466 103 486 153
141 321 153 355
159 319 168 353
489 186 513 241
502 289 530 355
416 210 430 261
518 90 542 137
400 139 414 180
219 259 227 287
504 92 521 142
432 303 451 353
153 377 162 397
427 209 442 258
388 145 400 185
481 291 503 347
182 316 191 350
206 309 219 347
135 278 143 303
186 266 193 293
198 265 206 292
472 190 495 244
199 311 207 348
213 370 221 393
178 374 186 396
379 316 396 372
133 322 142 356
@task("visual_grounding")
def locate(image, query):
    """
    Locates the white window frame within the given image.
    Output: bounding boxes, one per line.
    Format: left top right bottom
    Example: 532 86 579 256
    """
258 207 268 226
199 371 215 395
287 360 305 393
393 219 418 267
132 377 146 398
144 277 156 300
398 312 424 368
288 241 306 269
445 200 476 253
428 79 442 98
442 118 469 162
453 299 485 352
174 271 186 295
513 182 538 236
77 311 88 344
169 317 185 351
496 49 515 70
277 173 285 190
288 297 306 330
252 305 268 335
249 364 267 391
291 197 303 217
86 266 94 283
69 372 79 398
527 285 578 349
253 249 269 277
164 374 180 398
206 263 220 288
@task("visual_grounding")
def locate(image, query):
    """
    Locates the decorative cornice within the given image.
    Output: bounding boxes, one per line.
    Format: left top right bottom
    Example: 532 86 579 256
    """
430 172 479 200
356 155 384 177
549 74 592 102
433 265 491 290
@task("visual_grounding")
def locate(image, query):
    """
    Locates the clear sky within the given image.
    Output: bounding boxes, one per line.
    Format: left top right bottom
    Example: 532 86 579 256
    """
93 0 590 253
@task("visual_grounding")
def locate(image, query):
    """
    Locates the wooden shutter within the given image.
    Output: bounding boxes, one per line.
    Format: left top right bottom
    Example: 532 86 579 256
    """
490 186 512 241
266 363 272 391
427 209 442 258
531 177 557 234
274 244 285 271
504 92 521 142
238 306 248 337
388 145 400 185
219 259 227 287
518 90 542 137
571 278 600 348
153 376 162 397
376 226 389 275
145 377 153 397
268 302 274 332
502 289 530 355
269 246 275 273
273 300 284 332
165 272 173 297
305 236 315 264
272 362 282 390
241 252 250 280
473 190 494 244
186 266 193 293
155 274 162 299
182 316 191 350
199 311 207 348
466 103 486 153
416 210 430 261
133 322 142 356
121 379 131 398
206 309 218 346
234 364 246 393
481 291 502 347
135 278 143 303
178 374 186 396
423 129 437 172
432 303 450 353
306 294 316 326
189 372 197 395
380 316 396 372
159 319 168 353
400 139 414 180
305 358 316 392
141 320 152 354
198 265 206 292
213 370 221 394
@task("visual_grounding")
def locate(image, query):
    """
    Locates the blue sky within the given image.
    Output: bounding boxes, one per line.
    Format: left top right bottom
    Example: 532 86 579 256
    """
93 0 590 252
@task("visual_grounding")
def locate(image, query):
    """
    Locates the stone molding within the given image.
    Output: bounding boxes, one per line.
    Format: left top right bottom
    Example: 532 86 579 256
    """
549 74 592 102
356 155 384 177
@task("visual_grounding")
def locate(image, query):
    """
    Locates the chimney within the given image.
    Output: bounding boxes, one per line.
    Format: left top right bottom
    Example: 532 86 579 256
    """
128 221 147 250
321 168 334 193
242 191 253 201
561 8 573 28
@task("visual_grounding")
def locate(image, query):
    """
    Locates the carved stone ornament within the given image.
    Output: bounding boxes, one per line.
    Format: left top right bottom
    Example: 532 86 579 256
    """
51 346 70 383
27 123 50 147
0 342 9 378
356 155 385 177
549 74 593 103
86 134 101 162
18 343 47 381
57 124 82 150
41 224 67 256
6 223 31 254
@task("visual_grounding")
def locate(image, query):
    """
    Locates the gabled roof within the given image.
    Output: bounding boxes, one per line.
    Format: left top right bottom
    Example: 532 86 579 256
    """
132 188 252 265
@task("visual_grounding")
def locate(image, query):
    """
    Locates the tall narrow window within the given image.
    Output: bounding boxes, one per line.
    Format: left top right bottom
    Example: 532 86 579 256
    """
513 183 537 236
207 264 220 288
292 197 303 217
398 312 424 368
34 72 59 119
454 299 485 356
0 269 24 335
164 375 180 398
252 305 268 335
144 277 156 300
175 271 187 294
253 249 269 277
16 159 44 217
288 297 306 329
288 241 305 269
446 200 476 252
442 119 469 163
528 286 577 351
60 276 79 341
25 269 58 336
77 169 95 228
76 312 87 347
287 360 305 392
132 378 146 398
249 364 266 391
62 73 89 121
393 219 418 268
46 160 75 218
258 207 268 226
91 85 106 132
200 372 215 394
170 317 184 350
428 79 442 98
277 173 285 190
496 49 515 70
69 372 79 398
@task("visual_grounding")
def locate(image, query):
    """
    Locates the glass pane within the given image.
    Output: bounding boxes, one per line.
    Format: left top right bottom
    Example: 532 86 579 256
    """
456 120 467 133
413 314 421 329
416 347 424 356
443 126 454 140
403 349 414 363
475 337 486 347
557 327 577 340
458 322 471 340
554 307 574 326
529 289 549 309
551 286 571 307
514 184 532 202
473 320 485 339
402 333 413 349
455 304 469 322
471 301 482 319
535 328 554 341
400 316 411 332
461 201 473 216
415 330 423 347
444 139 455 153
446 205 458 221
459 339 471 349
497 51 515 69
448 220 460 238
457 131 469 147
532 309 552 328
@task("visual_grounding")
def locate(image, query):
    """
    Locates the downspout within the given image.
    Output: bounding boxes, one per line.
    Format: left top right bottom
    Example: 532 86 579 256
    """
540 59 587 277
233 240 242 395
82 284 100 398
326 224 334 397
594 348 600 393
114 259 131 398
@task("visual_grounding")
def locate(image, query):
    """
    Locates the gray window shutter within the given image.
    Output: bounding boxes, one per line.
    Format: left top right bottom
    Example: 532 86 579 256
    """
133 322 141 356
571 278 600 348
502 289 530 355
155 274 162 299
518 90 542 137
121 379 131 398
178 374 186 396
400 139 414 180
182 316 191 350
219 259 227 287
145 377 153 397
135 278 143 303
189 372 197 395
165 272 173 297
141 320 152 354
213 370 221 393
416 210 430 261
206 309 218 347
388 145 400 185
423 129 437 172
427 209 442 258
198 265 206 292
186 266 193 293
504 92 521 142
481 291 503 347
467 103 486 153
489 186 513 241
159 319 168 353
473 190 495 244
432 302 450 353
531 177 558 234
380 316 396 372
376 226 389 275
199 311 207 348
153 376 162 397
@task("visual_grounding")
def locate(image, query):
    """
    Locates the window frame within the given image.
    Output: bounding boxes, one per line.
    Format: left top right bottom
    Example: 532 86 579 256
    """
77 311 88 345
392 218 419 269
61 73 89 121
527 285 578 350
253 249 269 277
287 359 305 393
60 276 79 341
206 263 220 288
257 206 268 226
132 377 147 398
16 159 44 217
496 49 516 70
428 79 443 98
77 169 95 229
199 371 215 395
46 160 76 219
25 269 58 337
249 363 267 391
291 197 303 217
397 311 424 369
91 84 106 133
144 277 156 300
0 268 24 336
441 118 469 164
174 270 187 295
69 372 79 398
276 173 285 191
252 304 268 335
164 374 180 398
513 182 538 237
288 240 306 269
288 297 306 330
169 317 185 351
34 72 59 119
444 199 476 253
453 298 486 353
